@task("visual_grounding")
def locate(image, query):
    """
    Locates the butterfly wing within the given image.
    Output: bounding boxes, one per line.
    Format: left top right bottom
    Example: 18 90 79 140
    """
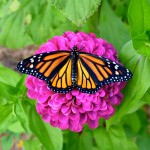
76 52 133 93
17 51 73 93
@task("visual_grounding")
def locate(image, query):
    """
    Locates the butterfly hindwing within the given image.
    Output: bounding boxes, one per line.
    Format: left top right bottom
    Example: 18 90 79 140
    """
76 58 98 93
47 57 73 93
76 52 132 93
17 51 73 93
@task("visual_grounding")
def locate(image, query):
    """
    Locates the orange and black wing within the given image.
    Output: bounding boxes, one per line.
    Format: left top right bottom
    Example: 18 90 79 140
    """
17 51 73 93
77 52 132 93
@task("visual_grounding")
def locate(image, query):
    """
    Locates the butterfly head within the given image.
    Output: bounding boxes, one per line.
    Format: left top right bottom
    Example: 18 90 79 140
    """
72 46 78 52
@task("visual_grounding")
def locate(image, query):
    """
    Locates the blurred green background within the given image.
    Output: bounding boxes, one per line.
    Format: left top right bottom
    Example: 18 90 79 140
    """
0 0 150 150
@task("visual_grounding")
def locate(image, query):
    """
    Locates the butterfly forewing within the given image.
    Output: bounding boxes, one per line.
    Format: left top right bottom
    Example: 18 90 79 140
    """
77 58 97 93
76 52 132 93
17 51 73 93
47 57 73 93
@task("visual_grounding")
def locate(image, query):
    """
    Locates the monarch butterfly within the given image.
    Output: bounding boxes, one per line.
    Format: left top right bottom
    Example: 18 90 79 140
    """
17 46 132 94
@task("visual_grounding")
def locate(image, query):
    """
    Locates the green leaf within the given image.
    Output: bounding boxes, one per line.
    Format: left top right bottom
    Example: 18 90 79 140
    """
16 75 27 96
14 101 31 133
99 0 130 50
0 9 33 48
8 121 25 133
81 8 101 34
23 101 63 150
136 109 148 134
0 82 17 106
27 2 65 43
0 104 14 131
136 136 150 150
141 88 150 104
64 130 93 150
26 1 74 44
0 0 12 17
128 0 150 58
0 0 39 48
77 130 93 150
0 64 21 86
127 88 150 113
119 41 150 113
106 41 150 128
93 125 138 150
9 0 20 13
24 138 41 150
109 0 130 21
0 0 36 48
127 139 139 150
1 135 13 150
52 0 102 26
123 112 141 133
0 0 76 48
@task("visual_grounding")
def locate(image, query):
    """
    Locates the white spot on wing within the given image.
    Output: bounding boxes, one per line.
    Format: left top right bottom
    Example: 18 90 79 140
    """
30 58 34 63
115 71 119 75
30 64 34 68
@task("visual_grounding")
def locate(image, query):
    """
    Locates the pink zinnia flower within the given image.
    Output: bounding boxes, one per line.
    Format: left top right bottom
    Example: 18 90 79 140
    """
26 31 125 132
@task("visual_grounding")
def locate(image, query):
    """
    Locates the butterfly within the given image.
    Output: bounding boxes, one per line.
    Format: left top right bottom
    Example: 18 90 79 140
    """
17 46 132 94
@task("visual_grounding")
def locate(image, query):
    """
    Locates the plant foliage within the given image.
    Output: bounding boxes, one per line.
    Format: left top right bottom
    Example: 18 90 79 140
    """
0 0 150 150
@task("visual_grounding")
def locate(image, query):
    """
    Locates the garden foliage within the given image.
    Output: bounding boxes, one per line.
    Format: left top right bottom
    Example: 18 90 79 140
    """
0 0 150 149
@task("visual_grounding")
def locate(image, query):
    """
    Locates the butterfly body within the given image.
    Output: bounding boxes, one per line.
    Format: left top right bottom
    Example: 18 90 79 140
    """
17 46 132 94
70 46 79 85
